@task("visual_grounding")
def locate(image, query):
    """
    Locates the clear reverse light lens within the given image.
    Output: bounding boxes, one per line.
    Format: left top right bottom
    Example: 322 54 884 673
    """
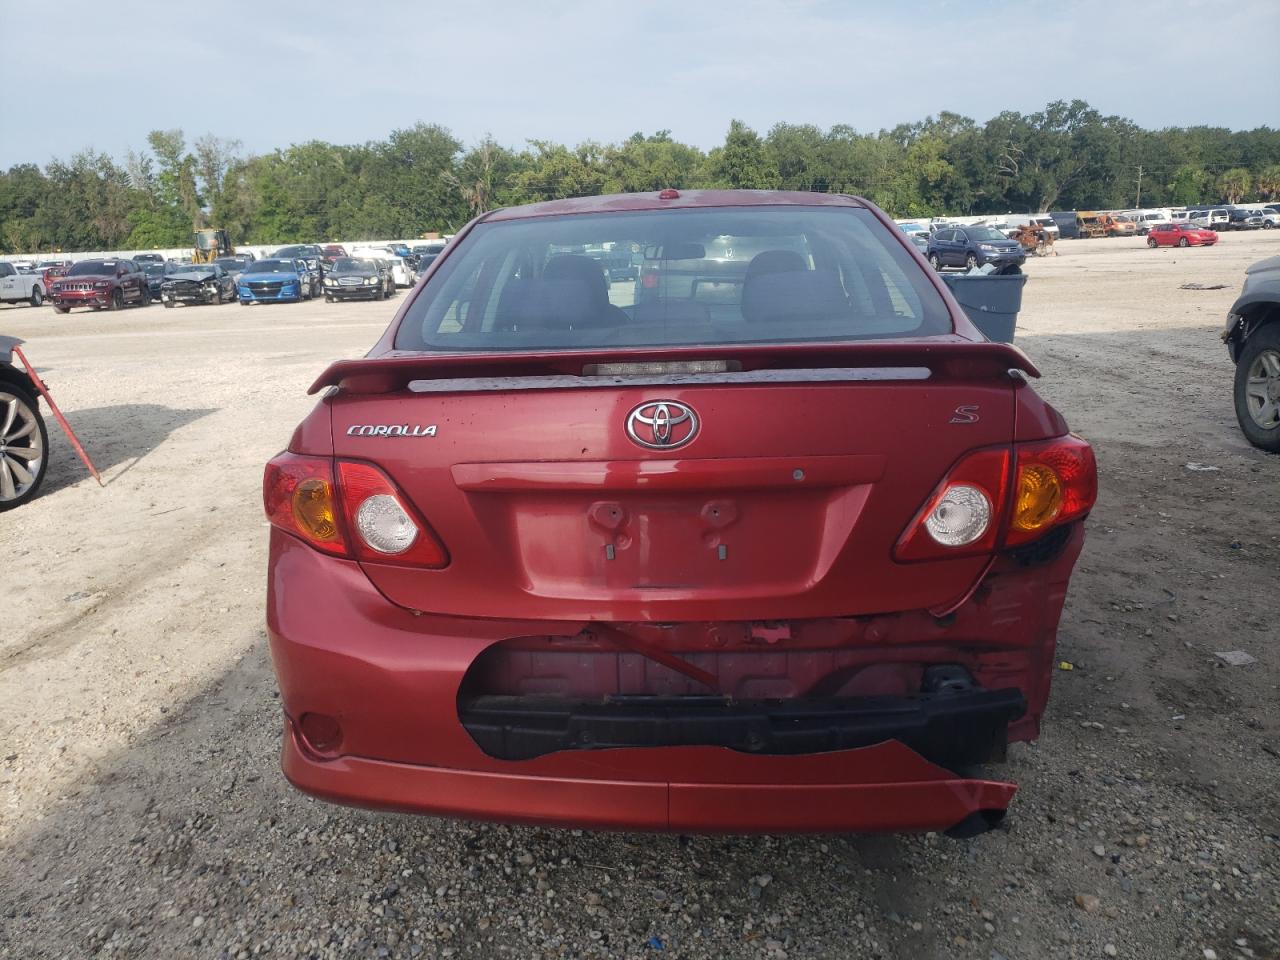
355 494 418 554
924 483 992 547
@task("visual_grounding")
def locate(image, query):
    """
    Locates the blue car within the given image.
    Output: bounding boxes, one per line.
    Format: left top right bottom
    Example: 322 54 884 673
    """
237 258 306 304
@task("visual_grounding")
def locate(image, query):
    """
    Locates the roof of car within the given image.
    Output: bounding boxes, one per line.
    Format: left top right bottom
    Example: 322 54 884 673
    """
482 190 870 222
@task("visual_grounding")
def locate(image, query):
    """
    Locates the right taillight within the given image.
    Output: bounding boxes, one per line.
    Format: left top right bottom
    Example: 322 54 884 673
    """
895 434 1096 561
1005 434 1097 547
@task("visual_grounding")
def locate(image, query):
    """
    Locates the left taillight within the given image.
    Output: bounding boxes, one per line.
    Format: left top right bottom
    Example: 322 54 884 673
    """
263 453 449 568
263 453 346 555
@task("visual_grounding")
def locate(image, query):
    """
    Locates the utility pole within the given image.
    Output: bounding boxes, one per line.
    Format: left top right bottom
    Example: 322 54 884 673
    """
1135 165 1143 208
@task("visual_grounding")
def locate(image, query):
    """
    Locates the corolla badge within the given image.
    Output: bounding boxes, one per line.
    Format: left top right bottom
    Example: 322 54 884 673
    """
625 400 699 450
346 424 438 437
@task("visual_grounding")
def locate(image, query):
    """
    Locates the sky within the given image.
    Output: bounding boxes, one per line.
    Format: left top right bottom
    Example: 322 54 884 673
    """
2 0 1277 169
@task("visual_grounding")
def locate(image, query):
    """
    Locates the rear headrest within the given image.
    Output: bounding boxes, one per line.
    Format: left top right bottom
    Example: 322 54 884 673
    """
496 255 612 331
741 267 848 324
744 249 807 284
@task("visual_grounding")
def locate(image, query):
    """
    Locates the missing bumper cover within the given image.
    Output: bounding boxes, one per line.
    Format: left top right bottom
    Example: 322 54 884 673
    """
460 687 1025 765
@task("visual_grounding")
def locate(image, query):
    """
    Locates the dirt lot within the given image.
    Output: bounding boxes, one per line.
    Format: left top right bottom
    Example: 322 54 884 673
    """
2 234 1278 960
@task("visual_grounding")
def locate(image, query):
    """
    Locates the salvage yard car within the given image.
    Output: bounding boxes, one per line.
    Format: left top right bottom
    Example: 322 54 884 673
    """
0 261 46 307
237 258 307 305
264 190 1097 835
1146 222 1218 248
160 262 237 307
1223 254 1280 452
927 225 1027 271
0 335 48 511
50 258 150 313
321 257 393 302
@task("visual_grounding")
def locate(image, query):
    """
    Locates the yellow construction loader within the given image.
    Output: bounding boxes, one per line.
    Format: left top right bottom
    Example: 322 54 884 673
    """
192 229 233 264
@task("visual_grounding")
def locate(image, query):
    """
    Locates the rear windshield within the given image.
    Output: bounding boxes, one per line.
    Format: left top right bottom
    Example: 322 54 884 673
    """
395 207 950 351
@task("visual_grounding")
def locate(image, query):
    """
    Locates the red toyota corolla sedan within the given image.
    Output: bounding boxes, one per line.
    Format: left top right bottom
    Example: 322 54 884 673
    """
1147 222 1218 247
264 190 1096 835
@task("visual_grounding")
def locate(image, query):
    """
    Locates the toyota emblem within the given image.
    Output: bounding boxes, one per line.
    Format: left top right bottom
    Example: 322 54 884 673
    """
625 400 699 450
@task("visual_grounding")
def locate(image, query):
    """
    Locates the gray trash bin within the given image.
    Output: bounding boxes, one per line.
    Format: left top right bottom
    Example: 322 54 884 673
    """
938 272 1028 343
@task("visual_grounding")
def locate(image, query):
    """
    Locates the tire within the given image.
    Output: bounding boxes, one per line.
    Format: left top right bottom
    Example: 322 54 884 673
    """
1263 222 1274 229
927 253 941 271
163 299 175 308
212 289 223 305
240 299 250 306
109 288 124 311
965 254 979 270
325 294 334 303
1147 238 1158 248
138 287 150 306
53 304 69 315
1178 237 1190 248
29 285 43 307
1234 323 1280 453
0 383 50 511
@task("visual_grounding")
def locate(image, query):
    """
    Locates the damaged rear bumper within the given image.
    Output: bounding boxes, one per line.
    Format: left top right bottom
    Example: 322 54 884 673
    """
266 527 1083 833
281 721 1016 833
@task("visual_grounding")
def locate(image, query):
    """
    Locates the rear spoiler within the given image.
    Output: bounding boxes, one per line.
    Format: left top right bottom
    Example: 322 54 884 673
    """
308 339 1039 395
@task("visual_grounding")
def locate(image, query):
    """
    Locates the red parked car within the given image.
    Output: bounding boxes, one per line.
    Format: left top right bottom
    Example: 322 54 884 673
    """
321 244 348 265
1147 222 1218 248
49 258 151 313
264 190 1097 835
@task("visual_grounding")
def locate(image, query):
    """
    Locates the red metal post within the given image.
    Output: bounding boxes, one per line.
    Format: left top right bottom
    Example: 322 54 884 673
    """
12 345 103 487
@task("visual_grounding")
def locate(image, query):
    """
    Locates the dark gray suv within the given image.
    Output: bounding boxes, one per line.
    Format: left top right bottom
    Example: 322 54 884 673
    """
927 226 1026 272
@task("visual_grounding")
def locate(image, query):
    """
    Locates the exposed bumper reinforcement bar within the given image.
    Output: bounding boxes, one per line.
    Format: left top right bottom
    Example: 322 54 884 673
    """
460 688 1026 765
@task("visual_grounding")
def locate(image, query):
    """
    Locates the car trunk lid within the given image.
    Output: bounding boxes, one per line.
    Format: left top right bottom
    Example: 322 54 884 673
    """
324 341 1026 622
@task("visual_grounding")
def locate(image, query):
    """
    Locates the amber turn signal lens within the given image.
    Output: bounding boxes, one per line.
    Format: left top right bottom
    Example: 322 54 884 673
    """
1012 463 1062 532
292 477 339 542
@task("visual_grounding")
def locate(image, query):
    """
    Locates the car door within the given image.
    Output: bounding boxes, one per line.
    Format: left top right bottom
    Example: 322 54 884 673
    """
944 230 964 266
932 230 952 265
0 262 16 300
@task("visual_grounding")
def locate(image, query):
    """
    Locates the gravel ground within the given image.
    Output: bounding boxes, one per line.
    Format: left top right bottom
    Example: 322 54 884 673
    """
1 234 1278 960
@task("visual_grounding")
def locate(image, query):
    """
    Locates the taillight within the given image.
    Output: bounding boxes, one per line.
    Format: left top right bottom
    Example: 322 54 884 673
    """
895 447 1010 561
336 460 448 567
1005 434 1096 547
895 434 1096 561
263 454 449 567
263 453 345 555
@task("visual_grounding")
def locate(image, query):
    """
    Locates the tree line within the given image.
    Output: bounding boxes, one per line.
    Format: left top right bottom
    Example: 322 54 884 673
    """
1 99 1277 254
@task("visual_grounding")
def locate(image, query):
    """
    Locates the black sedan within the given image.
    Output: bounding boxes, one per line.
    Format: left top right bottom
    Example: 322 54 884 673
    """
322 257 393 301
926 226 1026 271
159 263 238 307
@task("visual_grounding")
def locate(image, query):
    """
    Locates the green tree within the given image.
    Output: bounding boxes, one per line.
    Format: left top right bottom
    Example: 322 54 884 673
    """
706 120 779 189
1218 167 1252 203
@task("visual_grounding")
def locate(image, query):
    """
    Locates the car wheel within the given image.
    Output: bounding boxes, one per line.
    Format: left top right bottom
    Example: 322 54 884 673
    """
29 286 43 307
965 254 979 270
1147 238 1158 248
325 294 334 303
109 288 124 311
53 304 69 315
0 384 50 511
163 299 175 308
213 289 223 305
927 253 941 271
1178 237 1190 248
1234 324 1280 453
1263 222 1274 229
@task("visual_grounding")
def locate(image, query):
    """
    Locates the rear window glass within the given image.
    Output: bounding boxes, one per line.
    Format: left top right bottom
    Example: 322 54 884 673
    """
395 207 951 352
